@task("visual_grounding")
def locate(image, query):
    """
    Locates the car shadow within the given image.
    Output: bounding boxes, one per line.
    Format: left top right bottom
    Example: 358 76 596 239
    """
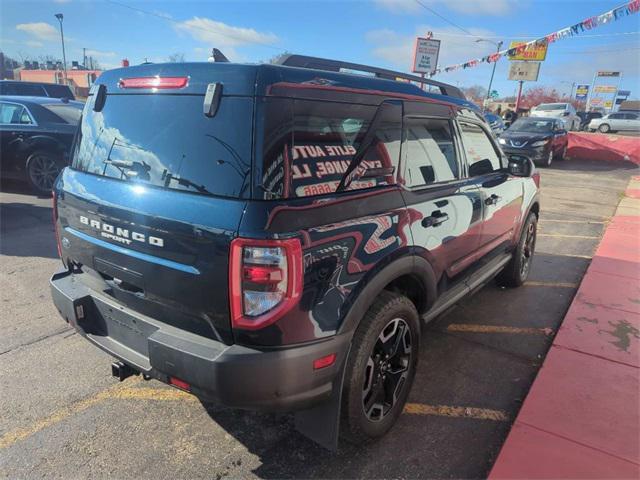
0 202 59 259
561 155 639 172
0 179 52 198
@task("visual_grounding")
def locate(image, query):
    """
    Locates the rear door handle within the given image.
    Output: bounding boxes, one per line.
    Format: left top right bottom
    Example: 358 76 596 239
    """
422 210 449 228
485 194 501 206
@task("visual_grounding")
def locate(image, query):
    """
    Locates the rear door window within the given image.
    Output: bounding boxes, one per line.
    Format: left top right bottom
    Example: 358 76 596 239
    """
402 118 458 187
1 82 47 96
72 94 253 198
257 98 402 199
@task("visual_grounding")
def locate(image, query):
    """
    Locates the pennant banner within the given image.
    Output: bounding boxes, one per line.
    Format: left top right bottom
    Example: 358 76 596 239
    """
432 0 640 76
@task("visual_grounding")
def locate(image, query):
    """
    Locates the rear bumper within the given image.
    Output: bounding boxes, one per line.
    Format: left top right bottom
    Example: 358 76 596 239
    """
50 269 350 411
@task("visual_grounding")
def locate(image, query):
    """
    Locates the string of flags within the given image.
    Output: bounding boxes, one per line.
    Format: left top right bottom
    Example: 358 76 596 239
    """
431 0 640 76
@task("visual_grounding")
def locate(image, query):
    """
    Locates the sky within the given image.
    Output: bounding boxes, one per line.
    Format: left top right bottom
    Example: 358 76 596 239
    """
1 0 639 99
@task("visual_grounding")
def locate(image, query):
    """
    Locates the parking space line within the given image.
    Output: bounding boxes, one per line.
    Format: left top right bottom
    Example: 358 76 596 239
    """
0 378 141 450
525 281 578 288
110 387 197 402
404 403 508 421
540 219 606 224
446 324 553 335
538 233 600 240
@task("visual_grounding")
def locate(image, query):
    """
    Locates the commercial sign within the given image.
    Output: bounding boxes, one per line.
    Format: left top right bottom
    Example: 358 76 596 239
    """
594 85 617 93
508 41 548 61
575 84 589 100
412 37 441 75
597 71 621 77
508 61 541 82
590 97 604 106
604 100 613 108
618 90 631 96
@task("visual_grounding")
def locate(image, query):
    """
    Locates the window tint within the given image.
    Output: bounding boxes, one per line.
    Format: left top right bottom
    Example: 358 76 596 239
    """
258 98 401 199
609 113 624 119
459 122 502 176
403 118 457 187
624 113 638 120
72 94 252 198
43 104 82 124
1 82 46 96
43 84 75 99
0 102 32 124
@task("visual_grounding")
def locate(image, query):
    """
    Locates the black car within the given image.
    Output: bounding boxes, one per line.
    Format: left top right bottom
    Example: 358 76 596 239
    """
484 112 506 136
0 96 83 193
577 111 602 131
499 117 568 167
0 80 76 100
50 56 540 449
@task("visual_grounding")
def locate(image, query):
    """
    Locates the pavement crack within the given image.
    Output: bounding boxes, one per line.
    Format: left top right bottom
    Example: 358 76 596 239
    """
0 327 74 356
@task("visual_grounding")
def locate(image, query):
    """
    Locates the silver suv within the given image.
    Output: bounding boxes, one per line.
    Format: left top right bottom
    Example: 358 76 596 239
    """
530 103 580 131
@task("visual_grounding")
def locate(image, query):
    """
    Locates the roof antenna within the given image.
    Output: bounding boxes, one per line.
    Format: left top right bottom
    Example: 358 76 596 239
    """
207 48 229 63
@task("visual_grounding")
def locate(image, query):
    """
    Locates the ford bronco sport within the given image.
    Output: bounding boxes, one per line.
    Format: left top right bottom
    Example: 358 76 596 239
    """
50 55 539 449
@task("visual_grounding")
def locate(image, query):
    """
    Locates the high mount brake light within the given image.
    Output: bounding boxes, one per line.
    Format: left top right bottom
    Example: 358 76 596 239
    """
229 238 303 330
118 76 189 89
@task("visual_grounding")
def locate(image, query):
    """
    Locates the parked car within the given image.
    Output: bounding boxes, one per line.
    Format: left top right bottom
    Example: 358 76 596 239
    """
530 102 580 131
0 80 76 100
588 112 640 133
0 95 83 193
50 56 540 449
484 112 506 136
498 117 568 167
577 111 602 131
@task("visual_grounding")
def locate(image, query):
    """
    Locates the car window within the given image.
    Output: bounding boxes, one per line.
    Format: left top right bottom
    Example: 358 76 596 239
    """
609 113 624 119
0 102 32 125
43 104 82 124
403 118 457 187
458 121 503 176
624 113 638 120
43 84 75 99
1 82 46 96
257 98 402 199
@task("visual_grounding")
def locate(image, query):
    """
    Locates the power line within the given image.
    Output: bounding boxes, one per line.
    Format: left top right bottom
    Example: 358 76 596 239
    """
412 0 481 38
423 30 640 39
105 0 284 51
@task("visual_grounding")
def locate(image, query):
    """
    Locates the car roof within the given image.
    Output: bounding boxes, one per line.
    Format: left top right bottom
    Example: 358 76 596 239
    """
97 61 480 112
0 95 84 107
519 116 557 121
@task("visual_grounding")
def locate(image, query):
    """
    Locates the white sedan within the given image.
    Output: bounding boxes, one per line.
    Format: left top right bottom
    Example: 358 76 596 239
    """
588 112 640 133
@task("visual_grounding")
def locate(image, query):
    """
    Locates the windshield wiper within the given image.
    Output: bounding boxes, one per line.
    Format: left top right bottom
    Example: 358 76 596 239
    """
335 101 395 193
161 170 211 194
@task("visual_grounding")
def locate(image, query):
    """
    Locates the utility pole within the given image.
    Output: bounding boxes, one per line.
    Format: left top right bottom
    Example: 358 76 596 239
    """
83 47 86 69
476 39 503 112
515 80 524 112
54 13 68 84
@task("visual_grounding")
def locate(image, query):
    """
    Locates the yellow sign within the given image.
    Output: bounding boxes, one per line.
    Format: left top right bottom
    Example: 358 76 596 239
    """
508 41 548 62
604 100 613 108
594 85 617 93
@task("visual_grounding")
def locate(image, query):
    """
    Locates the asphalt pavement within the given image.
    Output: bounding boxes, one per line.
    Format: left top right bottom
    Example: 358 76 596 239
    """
1 157 637 479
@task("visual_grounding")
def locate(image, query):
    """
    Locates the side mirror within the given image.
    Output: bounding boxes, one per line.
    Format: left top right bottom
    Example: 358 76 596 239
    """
507 154 533 177
469 158 494 177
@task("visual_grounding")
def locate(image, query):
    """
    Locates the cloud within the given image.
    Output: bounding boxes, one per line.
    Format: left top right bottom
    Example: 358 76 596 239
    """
174 17 278 48
366 25 498 71
374 0 515 16
16 22 59 41
85 49 116 58
25 40 44 48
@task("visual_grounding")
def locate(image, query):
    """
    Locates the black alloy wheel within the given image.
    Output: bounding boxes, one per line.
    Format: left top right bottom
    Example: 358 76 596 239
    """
362 317 412 422
27 152 60 194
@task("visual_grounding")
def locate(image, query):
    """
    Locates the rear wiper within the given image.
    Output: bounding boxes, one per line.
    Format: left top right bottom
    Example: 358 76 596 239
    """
161 170 211 194
335 101 395 193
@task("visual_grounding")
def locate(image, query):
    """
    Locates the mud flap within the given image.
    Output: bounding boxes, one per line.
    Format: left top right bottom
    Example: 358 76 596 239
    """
294 348 350 452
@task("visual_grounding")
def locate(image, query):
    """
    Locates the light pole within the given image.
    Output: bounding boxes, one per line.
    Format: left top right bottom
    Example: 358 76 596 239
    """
54 13 68 84
476 38 503 112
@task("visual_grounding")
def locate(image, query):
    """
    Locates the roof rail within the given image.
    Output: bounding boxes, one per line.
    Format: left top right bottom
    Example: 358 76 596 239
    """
275 54 465 100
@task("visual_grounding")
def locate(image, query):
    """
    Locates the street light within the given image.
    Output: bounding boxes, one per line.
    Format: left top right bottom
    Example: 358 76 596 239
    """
54 13 68 84
475 38 503 112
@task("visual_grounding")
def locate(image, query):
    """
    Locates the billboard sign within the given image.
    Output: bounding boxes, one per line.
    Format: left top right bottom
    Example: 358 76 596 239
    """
508 41 548 61
618 90 631 96
594 85 617 93
508 61 541 82
597 71 621 77
575 84 589 100
412 37 441 75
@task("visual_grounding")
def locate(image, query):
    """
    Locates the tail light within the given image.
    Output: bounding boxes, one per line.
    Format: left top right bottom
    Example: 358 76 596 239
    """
229 237 303 330
118 76 189 89
52 190 62 258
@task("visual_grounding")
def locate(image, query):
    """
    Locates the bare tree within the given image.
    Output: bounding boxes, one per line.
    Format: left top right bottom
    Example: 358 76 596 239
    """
167 52 186 63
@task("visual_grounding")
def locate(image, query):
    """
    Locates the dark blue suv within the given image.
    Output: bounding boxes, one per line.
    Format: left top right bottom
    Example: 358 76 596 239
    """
50 55 540 448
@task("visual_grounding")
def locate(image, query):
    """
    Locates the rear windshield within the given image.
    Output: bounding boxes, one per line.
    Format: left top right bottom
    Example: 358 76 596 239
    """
43 84 75 99
43 103 82 124
0 82 46 96
537 104 566 111
72 94 253 198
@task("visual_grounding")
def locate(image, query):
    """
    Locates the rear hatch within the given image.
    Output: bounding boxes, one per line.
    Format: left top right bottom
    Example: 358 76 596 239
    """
56 63 257 344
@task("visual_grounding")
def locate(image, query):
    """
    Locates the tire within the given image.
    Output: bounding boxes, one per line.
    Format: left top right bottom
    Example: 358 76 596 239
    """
26 151 61 195
341 290 420 444
598 124 610 134
496 212 537 287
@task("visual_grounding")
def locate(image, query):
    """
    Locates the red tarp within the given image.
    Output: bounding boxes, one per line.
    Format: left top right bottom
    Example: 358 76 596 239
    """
568 132 640 165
